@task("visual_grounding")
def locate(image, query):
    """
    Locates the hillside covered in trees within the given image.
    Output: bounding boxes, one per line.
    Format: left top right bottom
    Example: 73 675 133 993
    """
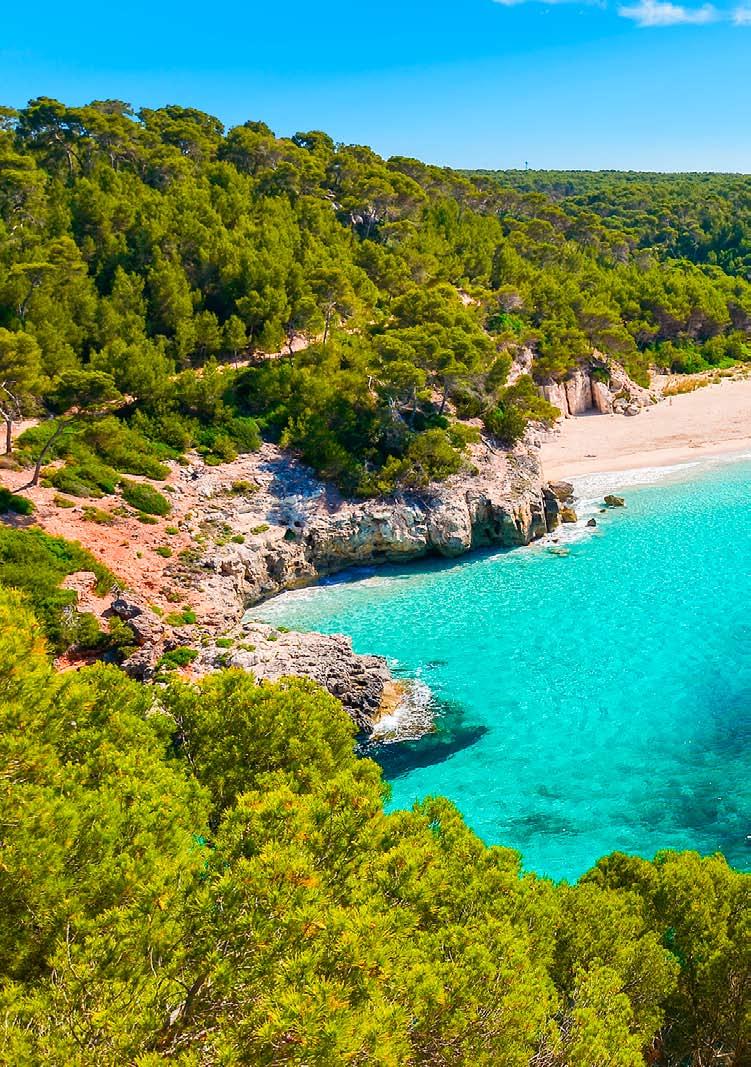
2 99 751 500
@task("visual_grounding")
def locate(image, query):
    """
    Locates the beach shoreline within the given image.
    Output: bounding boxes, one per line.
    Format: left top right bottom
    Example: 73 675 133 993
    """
539 376 751 480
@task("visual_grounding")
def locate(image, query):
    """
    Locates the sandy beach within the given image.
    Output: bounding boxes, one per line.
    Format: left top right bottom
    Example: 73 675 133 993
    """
540 376 751 480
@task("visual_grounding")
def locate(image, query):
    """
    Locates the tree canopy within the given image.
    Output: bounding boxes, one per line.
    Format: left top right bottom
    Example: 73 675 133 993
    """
0 586 748 1064
2 101 751 496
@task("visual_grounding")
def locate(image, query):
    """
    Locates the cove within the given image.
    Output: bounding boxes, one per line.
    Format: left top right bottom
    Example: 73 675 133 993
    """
253 457 751 881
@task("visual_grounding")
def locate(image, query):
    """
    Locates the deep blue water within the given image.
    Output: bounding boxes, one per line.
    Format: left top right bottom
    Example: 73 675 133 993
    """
254 458 751 881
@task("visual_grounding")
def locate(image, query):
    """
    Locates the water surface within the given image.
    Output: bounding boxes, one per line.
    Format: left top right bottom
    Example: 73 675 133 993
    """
255 457 751 880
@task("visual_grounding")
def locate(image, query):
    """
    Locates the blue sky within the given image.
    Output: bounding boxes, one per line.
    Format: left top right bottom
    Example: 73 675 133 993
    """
2 0 750 170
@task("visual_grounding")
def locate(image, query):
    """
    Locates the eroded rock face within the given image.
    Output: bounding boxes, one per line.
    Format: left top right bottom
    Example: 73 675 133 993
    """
542 357 656 418
194 624 393 732
199 444 557 614
564 368 593 415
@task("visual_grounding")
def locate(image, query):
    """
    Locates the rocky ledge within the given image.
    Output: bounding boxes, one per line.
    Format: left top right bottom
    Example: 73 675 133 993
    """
197 439 562 622
104 435 563 733
112 596 395 732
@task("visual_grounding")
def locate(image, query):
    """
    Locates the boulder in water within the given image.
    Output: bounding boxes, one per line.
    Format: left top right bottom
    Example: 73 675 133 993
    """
586 518 597 527
561 506 578 523
604 495 626 508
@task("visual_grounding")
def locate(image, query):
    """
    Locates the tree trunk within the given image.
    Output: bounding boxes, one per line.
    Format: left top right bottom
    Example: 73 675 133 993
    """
4 416 11 456
31 421 67 487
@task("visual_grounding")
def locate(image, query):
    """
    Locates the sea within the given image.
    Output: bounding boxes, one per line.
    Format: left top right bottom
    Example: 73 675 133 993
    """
253 454 751 881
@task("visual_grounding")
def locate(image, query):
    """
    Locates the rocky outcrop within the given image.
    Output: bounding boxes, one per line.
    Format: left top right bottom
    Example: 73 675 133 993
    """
541 356 656 419
197 444 558 617
111 593 394 730
195 624 393 732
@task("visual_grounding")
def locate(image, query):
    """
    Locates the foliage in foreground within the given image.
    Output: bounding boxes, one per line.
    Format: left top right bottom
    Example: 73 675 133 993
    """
0 587 748 1065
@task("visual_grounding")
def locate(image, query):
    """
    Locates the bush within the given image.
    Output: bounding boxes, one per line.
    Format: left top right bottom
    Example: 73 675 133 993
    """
484 405 528 445
85 417 170 479
120 480 171 516
157 646 198 670
230 479 258 494
0 527 115 651
155 545 172 558
0 487 34 515
81 506 114 525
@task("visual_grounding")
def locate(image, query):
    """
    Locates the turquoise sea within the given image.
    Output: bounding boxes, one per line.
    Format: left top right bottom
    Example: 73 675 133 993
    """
254 457 751 881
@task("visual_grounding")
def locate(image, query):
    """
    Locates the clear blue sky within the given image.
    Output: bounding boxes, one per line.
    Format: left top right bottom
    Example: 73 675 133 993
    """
3 0 750 170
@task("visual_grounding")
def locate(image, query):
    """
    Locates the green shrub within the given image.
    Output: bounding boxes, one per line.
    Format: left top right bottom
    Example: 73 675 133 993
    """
250 523 270 535
230 479 258 494
83 417 170 479
157 646 199 670
166 607 197 626
137 512 159 524
81 506 114 525
53 494 77 509
483 405 528 445
0 487 34 515
0 527 115 651
215 637 233 648
155 545 173 558
120 480 171 516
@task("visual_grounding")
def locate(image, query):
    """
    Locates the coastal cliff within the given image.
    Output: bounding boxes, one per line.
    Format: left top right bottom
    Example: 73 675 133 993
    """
540 356 656 418
196 439 559 620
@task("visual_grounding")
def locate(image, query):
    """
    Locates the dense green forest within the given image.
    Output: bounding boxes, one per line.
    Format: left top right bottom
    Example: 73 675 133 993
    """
2 100 751 497
0 587 749 1065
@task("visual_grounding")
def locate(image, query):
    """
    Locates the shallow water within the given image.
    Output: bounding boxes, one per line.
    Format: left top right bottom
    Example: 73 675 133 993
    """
254 456 751 881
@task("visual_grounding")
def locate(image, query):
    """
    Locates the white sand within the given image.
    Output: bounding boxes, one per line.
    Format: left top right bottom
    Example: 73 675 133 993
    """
539 377 751 480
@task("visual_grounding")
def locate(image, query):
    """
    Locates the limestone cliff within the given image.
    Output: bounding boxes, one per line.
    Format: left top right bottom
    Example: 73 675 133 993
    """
541 356 656 418
197 440 559 619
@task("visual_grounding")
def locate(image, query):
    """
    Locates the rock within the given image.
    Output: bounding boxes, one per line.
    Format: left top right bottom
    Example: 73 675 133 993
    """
548 480 575 502
542 487 561 531
540 356 656 420
111 595 165 645
591 379 613 414
121 646 161 682
560 507 578 524
586 518 597 528
564 368 593 416
195 623 393 732
541 380 569 416
604 495 625 508
203 446 557 614
111 595 142 620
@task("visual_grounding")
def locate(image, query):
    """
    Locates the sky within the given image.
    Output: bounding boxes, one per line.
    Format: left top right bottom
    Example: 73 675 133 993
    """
2 0 750 171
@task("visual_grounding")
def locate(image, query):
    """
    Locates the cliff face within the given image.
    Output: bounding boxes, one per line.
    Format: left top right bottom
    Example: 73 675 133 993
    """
541 357 656 419
199 442 558 618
